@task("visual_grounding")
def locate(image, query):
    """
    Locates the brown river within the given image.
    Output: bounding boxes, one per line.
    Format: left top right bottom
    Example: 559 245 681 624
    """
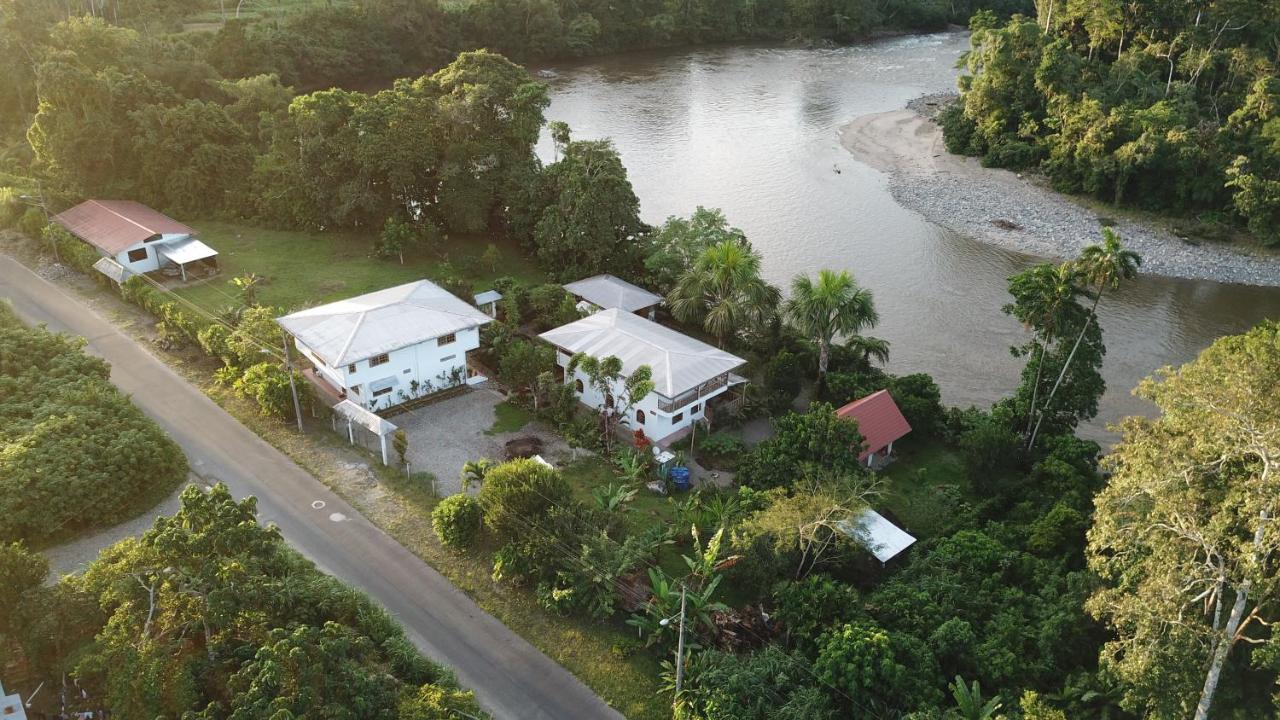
534 32 1280 442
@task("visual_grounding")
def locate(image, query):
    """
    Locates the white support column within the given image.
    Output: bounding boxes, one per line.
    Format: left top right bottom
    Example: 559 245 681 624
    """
379 434 389 466
347 419 354 444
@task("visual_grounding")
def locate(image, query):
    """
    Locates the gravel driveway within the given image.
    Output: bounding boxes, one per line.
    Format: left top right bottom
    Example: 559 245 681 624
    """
395 388 572 495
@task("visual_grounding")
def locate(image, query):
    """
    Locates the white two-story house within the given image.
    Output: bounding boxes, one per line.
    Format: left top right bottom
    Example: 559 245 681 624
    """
539 309 746 443
53 199 219 282
277 279 493 411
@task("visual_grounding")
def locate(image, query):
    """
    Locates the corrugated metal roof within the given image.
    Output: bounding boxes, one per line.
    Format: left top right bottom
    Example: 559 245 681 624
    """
834 509 916 563
538 309 745 398
53 200 194 254
563 274 663 313
837 389 913 461
157 236 218 264
277 279 492 367
473 290 503 306
333 399 398 436
92 256 130 284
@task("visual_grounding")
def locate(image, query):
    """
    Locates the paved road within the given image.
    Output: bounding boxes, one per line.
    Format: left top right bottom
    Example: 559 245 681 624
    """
1 256 623 720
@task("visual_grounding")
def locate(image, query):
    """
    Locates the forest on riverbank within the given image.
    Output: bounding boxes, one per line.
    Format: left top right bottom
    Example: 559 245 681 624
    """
941 3 1280 245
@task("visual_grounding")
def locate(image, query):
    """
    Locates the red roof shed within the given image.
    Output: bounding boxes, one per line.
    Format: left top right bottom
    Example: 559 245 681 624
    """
53 199 194 255
837 389 912 461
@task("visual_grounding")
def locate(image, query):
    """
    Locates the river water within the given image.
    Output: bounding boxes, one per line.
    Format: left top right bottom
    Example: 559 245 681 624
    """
534 32 1280 442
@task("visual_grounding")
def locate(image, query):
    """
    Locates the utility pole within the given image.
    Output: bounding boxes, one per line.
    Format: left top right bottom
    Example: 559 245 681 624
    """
674 584 687 697
281 329 304 433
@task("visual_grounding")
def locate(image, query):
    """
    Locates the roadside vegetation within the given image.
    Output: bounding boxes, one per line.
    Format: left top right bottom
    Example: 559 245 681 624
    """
1 484 483 718
0 302 186 547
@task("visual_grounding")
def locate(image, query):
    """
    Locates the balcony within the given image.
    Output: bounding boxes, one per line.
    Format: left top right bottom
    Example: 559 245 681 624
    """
656 373 730 413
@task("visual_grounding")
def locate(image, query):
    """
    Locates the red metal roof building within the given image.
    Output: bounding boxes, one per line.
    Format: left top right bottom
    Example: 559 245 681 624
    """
53 199 195 254
837 389 912 466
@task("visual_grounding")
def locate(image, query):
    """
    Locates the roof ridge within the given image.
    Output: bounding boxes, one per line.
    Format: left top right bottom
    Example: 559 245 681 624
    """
94 199 160 237
335 311 368 364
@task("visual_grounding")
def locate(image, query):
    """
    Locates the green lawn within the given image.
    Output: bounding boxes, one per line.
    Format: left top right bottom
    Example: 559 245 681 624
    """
175 220 544 315
486 401 534 435
878 437 970 541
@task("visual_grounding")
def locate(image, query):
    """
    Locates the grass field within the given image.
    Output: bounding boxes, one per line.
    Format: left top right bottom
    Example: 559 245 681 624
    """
486 401 534 435
879 437 970 540
175 220 544 315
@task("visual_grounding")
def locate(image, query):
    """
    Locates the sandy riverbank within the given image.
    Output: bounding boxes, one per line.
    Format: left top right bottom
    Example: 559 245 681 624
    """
840 101 1280 287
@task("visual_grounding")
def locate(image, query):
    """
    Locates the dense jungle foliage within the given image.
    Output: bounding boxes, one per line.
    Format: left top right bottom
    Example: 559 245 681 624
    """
941 3 1280 243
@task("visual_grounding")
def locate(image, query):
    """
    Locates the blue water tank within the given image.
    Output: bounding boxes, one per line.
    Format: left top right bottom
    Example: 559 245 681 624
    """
670 466 691 491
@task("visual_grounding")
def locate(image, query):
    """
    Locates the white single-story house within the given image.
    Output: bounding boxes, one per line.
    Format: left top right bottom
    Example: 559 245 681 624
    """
563 274 663 320
539 308 746 443
53 199 219 283
277 279 493 412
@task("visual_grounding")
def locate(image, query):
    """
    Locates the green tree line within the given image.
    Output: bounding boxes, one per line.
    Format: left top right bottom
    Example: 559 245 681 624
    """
941 4 1280 243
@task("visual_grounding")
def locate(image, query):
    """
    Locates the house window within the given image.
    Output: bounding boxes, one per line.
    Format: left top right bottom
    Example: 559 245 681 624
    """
372 386 393 398
351 385 362 395
370 353 390 367
671 412 684 423
441 354 456 362
636 409 646 425
438 333 457 346
126 247 148 263
574 379 584 393
605 393 614 409
692 404 701 414
347 364 357 374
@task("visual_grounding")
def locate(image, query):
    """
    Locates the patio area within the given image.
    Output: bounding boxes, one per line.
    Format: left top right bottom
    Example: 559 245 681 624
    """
394 388 573 496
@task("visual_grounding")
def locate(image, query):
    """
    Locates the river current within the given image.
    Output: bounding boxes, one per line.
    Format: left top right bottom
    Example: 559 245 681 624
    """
534 32 1280 441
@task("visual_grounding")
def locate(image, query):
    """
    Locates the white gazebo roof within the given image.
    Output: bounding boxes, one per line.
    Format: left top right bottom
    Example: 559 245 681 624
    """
473 289 502 306
563 274 663 313
158 236 218 265
539 309 745 398
835 509 916 563
277 279 492 367
333 399 398 437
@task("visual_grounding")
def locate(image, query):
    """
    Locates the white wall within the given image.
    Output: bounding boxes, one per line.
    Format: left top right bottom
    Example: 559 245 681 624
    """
111 233 190 275
558 355 724 442
298 326 480 411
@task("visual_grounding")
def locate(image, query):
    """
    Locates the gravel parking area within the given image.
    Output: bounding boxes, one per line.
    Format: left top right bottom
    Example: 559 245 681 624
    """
395 388 573 496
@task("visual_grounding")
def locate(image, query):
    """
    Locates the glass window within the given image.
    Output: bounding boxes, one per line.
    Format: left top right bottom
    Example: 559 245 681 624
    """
574 379 584 392
347 364 357 374
672 412 684 423
372 386 393 397
126 247 148 263
636 409 646 424
369 353 390 367
605 393 615 409
692 404 701 414
440 354 456 362
438 333 457 346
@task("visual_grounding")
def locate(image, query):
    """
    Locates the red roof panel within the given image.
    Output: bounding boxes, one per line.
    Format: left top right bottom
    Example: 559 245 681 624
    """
836 389 912 461
53 200 194 255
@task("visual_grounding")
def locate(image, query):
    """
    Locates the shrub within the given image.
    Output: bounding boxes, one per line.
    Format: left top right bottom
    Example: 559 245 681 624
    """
44 224 99 273
232 362 303 418
885 373 944 435
17 207 44 238
958 413 1023 477
939 103 983 156
477 458 573 541
982 138 1044 170
771 574 863 653
761 350 804 412
432 494 483 549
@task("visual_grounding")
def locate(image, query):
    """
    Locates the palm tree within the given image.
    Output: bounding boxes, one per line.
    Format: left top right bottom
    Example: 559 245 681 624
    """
1029 229 1140 449
667 239 781 348
1005 262 1083 436
784 269 879 380
230 272 263 306
842 333 891 371
949 675 1002 720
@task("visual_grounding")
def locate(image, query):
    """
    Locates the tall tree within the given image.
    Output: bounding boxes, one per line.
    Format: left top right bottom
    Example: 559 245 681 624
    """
784 269 879 381
566 352 653 452
1003 261 1085 436
1029 230 1139 449
1087 321 1280 720
667 238 780 348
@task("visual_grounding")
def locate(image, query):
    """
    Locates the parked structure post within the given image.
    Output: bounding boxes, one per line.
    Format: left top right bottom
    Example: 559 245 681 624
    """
281 329 304 433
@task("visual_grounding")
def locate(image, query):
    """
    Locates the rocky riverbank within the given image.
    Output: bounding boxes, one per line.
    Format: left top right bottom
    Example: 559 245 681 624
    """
840 95 1280 288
